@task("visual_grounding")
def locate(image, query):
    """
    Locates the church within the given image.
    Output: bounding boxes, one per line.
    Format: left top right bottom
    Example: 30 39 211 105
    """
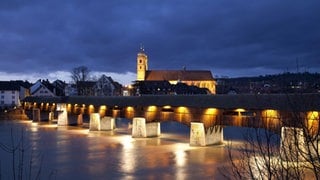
136 47 216 94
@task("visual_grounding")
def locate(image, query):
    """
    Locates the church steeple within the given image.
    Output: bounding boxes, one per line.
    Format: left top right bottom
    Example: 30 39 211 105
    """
136 45 148 81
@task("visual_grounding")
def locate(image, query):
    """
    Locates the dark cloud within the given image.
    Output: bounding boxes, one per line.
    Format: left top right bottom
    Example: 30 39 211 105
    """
0 0 319 82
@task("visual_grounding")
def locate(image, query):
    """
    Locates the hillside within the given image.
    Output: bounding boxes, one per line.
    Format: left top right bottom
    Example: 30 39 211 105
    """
216 72 320 94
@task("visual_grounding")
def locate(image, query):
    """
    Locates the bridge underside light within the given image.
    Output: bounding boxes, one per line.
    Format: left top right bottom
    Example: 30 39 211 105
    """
235 108 245 112
100 105 107 110
263 109 279 118
126 106 134 111
205 108 217 115
307 111 319 120
177 107 189 114
162 105 173 112
147 106 157 112
307 111 319 135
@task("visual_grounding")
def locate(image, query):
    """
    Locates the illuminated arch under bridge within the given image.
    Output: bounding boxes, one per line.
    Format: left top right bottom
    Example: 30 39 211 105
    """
23 94 320 146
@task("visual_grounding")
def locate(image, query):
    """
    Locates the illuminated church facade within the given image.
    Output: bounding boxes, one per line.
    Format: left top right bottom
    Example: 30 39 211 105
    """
136 48 216 94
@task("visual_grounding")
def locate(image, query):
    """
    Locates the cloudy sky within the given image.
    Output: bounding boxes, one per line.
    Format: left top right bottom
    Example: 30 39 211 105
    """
0 0 319 85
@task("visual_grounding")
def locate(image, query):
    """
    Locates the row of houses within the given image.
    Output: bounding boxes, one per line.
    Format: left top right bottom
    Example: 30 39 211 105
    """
0 75 122 109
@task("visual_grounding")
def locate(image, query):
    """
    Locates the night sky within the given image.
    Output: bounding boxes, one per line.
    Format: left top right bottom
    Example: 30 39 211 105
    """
0 0 319 85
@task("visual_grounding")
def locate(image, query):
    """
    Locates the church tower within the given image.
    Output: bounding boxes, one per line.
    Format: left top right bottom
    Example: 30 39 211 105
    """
136 46 148 81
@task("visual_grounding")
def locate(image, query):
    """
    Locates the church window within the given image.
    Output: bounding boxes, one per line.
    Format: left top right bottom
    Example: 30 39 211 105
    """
139 59 142 63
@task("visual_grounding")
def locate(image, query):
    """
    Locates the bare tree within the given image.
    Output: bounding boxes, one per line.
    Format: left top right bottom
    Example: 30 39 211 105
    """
70 66 91 83
220 94 320 179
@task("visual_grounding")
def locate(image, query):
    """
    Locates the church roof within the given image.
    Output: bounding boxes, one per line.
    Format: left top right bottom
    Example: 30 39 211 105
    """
145 70 214 81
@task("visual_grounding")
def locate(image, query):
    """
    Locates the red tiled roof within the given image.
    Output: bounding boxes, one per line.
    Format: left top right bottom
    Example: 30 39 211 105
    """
145 70 214 81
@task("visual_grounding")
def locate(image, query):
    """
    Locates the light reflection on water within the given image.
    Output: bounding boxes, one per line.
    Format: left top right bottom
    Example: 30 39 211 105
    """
0 120 233 179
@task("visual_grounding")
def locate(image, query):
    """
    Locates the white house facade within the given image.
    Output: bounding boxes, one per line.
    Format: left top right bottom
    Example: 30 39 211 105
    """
0 82 21 107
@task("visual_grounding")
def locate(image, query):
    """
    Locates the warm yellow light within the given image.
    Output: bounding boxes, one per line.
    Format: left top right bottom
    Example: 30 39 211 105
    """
263 109 279 118
126 106 134 111
307 111 319 120
67 104 72 111
163 105 171 109
235 108 245 112
177 106 189 113
100 105 107 110
147 106 157 112
307 111 319 135
204 108 217 115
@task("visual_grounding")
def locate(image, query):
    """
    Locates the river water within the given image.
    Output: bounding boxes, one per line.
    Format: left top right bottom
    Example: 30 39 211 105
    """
0 119 247 180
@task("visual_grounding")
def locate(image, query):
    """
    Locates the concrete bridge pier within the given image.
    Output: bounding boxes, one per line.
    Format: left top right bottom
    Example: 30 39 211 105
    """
57 103 69 126
89 113 100 131
32 108 41 121
100 116 116 130
89 114 117 131
48 112 54 122
77 114 83 125
132 117 161 138
280 127 306 161
190 122 224 146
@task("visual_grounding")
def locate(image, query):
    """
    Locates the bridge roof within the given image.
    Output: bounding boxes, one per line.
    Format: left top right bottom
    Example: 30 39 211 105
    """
23 94 320 111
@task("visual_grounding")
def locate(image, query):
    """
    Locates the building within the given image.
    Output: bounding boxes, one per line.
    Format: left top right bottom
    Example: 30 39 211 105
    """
95 75 122 96
76 75 122 96
136 47 216 94
30 80 56 97
0 81 24 108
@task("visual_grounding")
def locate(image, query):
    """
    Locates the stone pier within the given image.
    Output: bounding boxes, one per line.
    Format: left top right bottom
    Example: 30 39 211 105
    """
32 108 40 121
77 114 83 125
89 113 100 131
280 127 306 161
190 122 223 146
132 117 161 138
57 103 68 126
100 116 116 131
48 112 54 121
89 114 117 131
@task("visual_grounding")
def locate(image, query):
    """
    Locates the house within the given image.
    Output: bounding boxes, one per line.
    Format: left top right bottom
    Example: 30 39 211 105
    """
65 83 78 96
77 75 122 96
30 79 56 96
52 80 67 96
95 75 122 96
76 81 96 96
0 81 22 108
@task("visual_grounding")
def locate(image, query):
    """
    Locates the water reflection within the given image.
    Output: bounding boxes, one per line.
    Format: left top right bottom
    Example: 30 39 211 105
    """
0 120 234 179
